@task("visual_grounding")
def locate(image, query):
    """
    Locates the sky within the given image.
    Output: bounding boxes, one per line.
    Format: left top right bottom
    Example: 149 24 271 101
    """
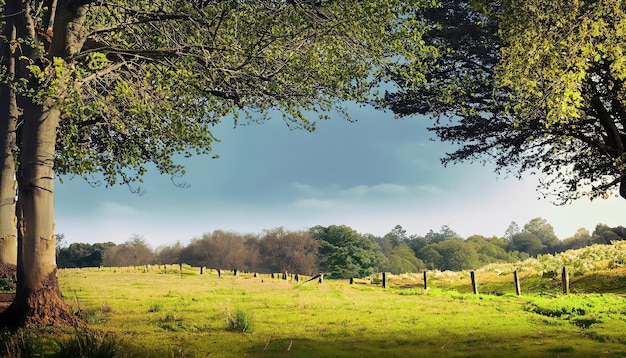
55 104 626 248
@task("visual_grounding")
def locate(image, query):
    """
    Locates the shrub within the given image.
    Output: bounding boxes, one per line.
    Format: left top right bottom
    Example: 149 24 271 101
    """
225 308 254 333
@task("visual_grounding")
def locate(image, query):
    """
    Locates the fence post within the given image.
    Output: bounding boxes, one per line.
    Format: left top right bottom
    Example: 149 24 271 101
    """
200 266 204 275
470 271 478 295
423 271 428 290
514 270 521 296
562 267 569 295
318 274 324 284
382 272 387 289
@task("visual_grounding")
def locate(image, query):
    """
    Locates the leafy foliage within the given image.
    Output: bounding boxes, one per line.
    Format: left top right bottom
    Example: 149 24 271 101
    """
310 225 385 278
1 0 437 188
382 0 626 202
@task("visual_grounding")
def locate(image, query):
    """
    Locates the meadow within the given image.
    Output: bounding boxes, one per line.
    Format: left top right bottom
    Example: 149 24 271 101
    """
5 242 626 357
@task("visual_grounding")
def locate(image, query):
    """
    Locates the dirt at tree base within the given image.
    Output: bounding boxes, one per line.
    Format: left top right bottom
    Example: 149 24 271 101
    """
0 270 85 329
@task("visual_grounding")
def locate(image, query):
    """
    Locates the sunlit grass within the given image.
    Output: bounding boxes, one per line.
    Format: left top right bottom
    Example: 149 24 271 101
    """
7 241 626 357
29 265 624 357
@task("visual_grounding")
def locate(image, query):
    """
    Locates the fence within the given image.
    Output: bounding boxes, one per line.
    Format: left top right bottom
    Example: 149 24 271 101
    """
61 264 579 297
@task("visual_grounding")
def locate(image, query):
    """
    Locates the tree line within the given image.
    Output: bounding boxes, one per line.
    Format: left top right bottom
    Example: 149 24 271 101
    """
57 219 626 278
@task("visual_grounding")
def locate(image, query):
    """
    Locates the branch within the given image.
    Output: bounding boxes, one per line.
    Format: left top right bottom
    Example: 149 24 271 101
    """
76 61 127 88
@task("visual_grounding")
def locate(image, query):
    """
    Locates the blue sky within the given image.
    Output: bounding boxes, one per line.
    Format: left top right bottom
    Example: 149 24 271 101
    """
55 104 626 247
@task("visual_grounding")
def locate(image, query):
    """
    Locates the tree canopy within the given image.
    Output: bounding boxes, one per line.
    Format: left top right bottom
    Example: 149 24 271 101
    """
310 225 385 278
382 0 626 203
0 0 436 328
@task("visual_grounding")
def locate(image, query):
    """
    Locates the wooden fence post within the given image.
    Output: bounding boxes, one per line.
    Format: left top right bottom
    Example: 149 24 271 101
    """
295 274 299 282
423 271 428 290
217 269 221 278
470 271 478 295
514 270 521 296
200 267 204 275
318 274 324 284
562 267 569 295
382 272 387 289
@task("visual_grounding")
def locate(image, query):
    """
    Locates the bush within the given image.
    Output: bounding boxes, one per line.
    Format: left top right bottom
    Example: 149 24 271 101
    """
226 308 254 333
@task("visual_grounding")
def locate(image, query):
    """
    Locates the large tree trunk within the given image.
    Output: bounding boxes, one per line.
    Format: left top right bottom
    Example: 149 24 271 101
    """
0 99 83 328
0 0 18 278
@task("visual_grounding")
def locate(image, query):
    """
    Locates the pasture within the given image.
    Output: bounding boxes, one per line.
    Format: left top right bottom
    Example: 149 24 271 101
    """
6 263 626 357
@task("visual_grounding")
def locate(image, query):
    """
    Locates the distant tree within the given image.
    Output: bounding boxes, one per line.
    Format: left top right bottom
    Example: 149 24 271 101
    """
55 233 67 256
57 242 113 268
102 236 155 267
558 228 593 252
466 235 512 265
388 244 425 274
417 245 443 270
156 241 184 265
509 232 544 257
405 236 428 258
310 225 385 279
179 231 251 271
522 217 559 253
504 222 521 242
425 225 461 243
592 224 626 245
258 228 319 275
435 239 480 271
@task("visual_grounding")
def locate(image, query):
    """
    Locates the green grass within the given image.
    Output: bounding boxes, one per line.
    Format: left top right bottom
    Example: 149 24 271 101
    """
7 242 626 357
8 266 613 357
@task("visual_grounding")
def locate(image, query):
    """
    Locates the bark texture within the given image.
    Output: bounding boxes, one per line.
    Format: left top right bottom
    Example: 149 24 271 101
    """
0 0 18 269
0 98 83 328
0 0 86 327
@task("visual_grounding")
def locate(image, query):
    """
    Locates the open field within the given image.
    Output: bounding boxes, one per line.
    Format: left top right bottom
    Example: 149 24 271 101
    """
2 263 625 357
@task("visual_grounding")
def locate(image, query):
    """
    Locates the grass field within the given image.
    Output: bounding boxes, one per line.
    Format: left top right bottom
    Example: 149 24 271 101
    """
5 242 626 357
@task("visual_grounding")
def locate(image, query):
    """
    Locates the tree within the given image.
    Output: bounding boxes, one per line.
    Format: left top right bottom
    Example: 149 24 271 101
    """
0 0 434 327
405 235 427 258
383 0 626 203
102 236 155 267
310 225 385 279
558 228 593 252
504 222 520 242
509 232 544 257
416 244 442 270
466 235 511 265
425 225 461 243
388 243 424 274
592 224 626 245
435 239 480 271
156 241 184 265
522 217 559 254
57 241 113 268
258 228 319 275
179 230 252 271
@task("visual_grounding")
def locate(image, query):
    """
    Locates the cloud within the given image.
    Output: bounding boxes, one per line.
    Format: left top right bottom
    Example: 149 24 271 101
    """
290 182 447 211
98 202 143 217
